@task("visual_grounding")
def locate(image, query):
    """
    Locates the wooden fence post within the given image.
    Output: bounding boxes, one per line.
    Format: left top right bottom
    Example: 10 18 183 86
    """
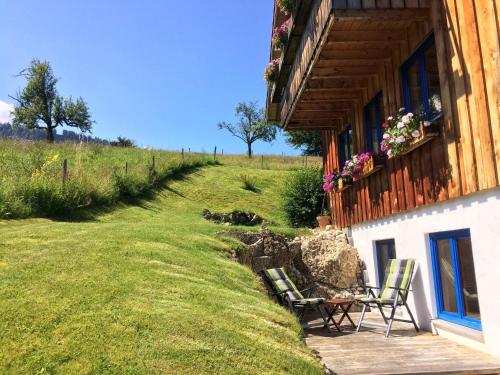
213 146 217 161
182 148 184 162
62 159 68 183
305 155 308 168
261 155 264 169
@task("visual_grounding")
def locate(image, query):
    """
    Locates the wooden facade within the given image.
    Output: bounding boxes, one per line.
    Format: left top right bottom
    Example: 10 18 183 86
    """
267 0 500 228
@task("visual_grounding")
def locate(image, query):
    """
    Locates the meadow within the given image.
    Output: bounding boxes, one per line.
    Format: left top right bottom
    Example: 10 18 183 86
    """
0 158 324 374
0 139 321 219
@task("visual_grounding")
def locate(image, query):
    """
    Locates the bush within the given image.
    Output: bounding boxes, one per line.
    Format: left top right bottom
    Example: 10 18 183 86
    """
281 168 323 227
239 174 260 192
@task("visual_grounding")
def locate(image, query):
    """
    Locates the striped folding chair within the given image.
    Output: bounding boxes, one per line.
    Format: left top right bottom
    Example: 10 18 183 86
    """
261 267 330 331
356 259 419 337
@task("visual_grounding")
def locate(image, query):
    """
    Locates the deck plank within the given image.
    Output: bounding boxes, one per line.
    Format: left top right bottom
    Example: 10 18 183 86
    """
304 312 500 375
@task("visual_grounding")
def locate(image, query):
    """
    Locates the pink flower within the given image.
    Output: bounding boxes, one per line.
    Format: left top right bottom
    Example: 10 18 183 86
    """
387 149 393 157
383 133 390 140
396 135 406 143
397 122 405 129
400 127 407 133
423 121 432 127
412 130 421 138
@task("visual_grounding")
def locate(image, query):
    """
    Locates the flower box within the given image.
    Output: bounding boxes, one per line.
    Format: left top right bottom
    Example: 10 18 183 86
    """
389 122 440 158
353 154 385 181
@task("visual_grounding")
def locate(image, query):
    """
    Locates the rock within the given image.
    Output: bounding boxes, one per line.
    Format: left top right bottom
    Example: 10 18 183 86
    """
202 209 264 226
301 230 360 289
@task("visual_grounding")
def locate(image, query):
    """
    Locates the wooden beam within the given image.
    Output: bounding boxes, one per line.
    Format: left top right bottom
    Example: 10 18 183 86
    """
312 65 380 76
325 41 403 50
291 111 348 120
320 48 392 60
295 101 355 111
306 78 370 90
332 9 430 22
327 30 407 42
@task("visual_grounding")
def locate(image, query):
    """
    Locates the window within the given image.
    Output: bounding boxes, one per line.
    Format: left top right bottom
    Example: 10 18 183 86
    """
338 125 352 167
402 34 442 120
375 239 397 286
364 92 384 153
430 229 481 330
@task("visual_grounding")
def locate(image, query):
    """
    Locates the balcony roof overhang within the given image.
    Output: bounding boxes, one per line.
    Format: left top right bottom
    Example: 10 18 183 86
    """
266 2 431 132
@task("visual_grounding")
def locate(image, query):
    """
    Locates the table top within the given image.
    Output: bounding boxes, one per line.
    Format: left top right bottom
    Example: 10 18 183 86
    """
324 298 355 305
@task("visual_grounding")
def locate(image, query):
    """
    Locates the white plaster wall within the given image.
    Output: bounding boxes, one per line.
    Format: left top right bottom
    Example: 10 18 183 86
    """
350 187 500 358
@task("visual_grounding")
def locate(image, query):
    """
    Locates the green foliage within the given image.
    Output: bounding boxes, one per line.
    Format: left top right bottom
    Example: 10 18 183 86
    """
110 136 136 147
218 101 277 157
10 59 93 142
239 174 260 193
0 140 213 219
281 168 324 227
285 130 322 156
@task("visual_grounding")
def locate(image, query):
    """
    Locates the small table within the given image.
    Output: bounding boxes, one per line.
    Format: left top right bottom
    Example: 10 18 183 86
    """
323 298 356 332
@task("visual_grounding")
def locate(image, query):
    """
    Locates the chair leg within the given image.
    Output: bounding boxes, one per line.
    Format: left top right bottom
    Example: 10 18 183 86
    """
385 305 397 338
377 303 389 324
404 302 420 332
317 305 332 333
356 303 368 332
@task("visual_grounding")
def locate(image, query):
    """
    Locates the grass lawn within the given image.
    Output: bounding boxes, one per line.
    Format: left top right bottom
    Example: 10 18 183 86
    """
0 164 323 374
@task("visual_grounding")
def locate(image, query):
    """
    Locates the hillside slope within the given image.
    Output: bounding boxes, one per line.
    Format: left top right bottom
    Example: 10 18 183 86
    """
0 164 323 374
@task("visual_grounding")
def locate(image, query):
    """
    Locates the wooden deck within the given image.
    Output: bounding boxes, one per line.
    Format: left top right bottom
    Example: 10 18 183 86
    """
304 312 500 375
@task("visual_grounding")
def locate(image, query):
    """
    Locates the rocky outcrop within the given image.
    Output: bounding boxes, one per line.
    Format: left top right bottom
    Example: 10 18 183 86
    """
202 209 264 226
224 227 365 299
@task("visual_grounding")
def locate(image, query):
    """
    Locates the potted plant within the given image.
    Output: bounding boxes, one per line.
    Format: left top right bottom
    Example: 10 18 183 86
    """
352 152 385 181
380 108 439 158
276 0 296 15
264 58 281 85
272 19 291 51
317 191 332 230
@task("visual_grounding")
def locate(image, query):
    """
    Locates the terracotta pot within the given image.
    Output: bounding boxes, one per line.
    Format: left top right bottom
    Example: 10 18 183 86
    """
316 215 331 230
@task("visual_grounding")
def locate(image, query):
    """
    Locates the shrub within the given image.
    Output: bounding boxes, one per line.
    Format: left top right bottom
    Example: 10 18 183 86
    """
281 168 324 227
239 174 260 192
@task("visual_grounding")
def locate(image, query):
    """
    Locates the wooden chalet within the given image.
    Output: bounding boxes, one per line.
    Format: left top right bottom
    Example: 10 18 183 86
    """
266 0 500 364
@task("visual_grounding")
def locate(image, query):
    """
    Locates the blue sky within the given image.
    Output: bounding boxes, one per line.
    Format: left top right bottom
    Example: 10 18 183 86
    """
0 0 299 155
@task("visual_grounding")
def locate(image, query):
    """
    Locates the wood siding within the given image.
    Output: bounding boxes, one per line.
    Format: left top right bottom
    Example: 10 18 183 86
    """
318 1 500 228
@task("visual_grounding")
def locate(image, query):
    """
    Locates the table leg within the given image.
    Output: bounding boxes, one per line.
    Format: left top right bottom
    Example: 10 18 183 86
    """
337 303 356 328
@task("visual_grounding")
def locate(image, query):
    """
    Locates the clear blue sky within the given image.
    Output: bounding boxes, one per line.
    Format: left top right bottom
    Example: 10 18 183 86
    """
0 0 300 155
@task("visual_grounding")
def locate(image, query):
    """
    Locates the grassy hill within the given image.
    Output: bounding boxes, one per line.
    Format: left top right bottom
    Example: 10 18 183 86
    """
0 144 324 374
0 139 321 220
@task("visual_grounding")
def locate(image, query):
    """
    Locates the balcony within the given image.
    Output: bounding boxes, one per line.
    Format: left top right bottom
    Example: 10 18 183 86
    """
266 0 431 129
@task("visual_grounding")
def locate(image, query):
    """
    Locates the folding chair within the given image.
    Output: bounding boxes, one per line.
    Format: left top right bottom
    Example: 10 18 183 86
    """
261 268 331 331
356 259 419 337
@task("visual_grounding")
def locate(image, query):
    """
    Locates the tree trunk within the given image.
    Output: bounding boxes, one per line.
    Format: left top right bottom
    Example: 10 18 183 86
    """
247 142 252 158
46 127 54 143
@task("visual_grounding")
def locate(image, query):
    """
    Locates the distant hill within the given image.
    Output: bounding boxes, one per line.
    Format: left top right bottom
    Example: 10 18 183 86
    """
0 123 109 144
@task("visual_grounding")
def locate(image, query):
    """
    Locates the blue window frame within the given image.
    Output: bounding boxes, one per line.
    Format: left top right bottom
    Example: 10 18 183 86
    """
401 34 442 121
430 229 482 330
338 125 352 167
375 239 396 286
364 92 384 153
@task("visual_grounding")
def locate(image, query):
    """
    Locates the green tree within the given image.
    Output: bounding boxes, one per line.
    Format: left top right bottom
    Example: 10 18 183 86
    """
218 101 277 158
285 130 322 156
10 60 93 142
